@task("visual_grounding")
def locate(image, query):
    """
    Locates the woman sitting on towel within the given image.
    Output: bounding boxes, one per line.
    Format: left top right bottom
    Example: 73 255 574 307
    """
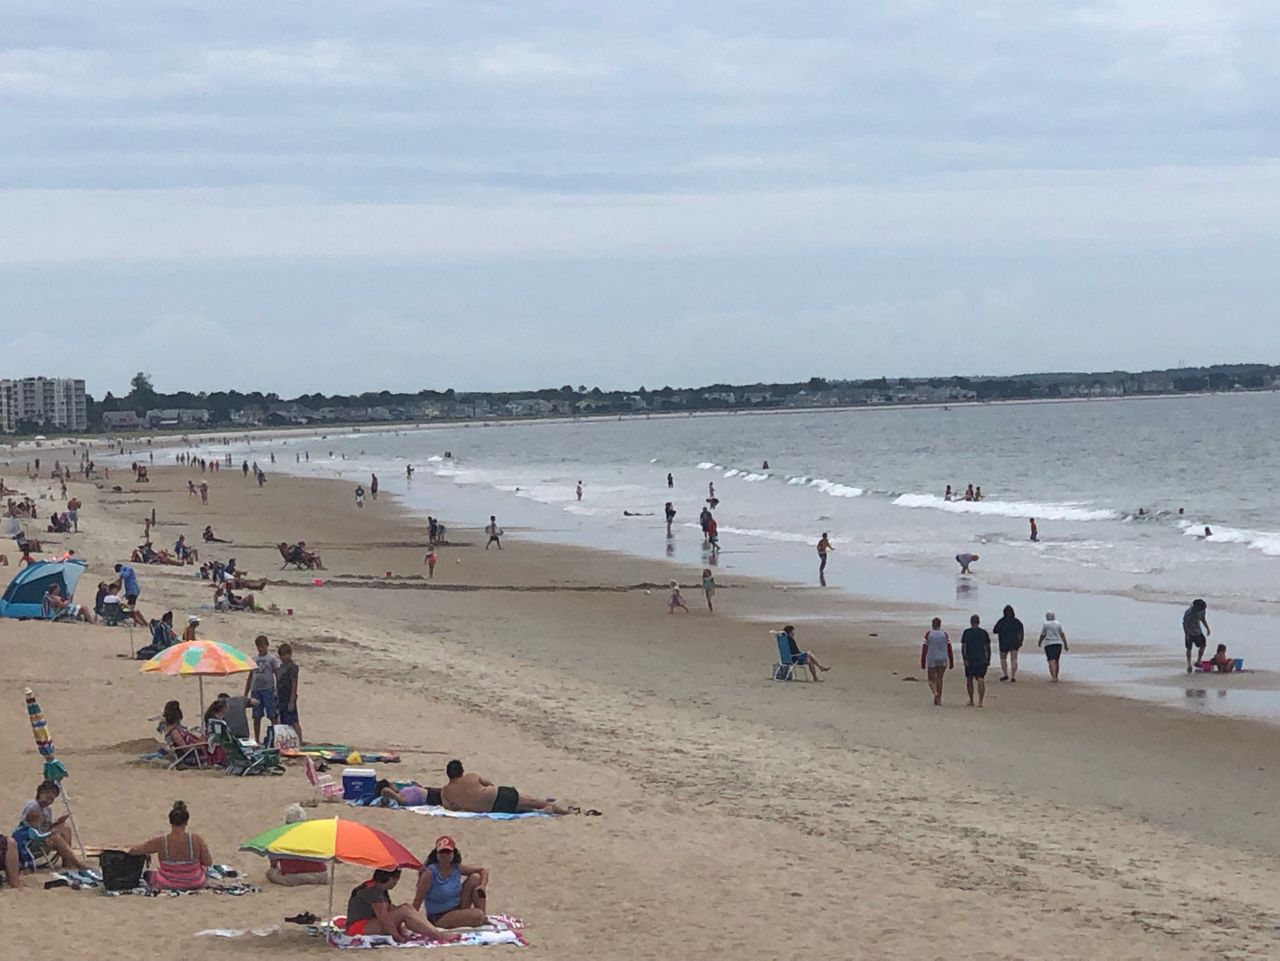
374 780 442 808
345 868 449 941
128 800 211 891
412 835 490 928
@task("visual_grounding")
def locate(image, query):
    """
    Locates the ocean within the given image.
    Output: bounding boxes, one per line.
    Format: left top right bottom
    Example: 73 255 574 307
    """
191 392 1280 719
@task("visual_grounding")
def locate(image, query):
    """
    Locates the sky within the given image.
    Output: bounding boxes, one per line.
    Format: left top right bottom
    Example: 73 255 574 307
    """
3 0 1280 397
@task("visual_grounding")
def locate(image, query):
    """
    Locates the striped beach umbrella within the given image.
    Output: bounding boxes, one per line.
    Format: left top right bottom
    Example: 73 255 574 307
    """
23 687 84 856
241 817 422 924
141 639 255 717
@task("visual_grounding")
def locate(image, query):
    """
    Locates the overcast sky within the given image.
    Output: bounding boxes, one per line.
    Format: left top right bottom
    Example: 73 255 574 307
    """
4 0 1279 397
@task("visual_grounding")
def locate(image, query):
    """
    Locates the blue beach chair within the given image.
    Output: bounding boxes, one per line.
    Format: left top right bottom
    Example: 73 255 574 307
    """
771 632 811 681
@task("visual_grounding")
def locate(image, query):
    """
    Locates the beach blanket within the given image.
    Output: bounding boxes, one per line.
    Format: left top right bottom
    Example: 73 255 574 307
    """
281 745 401 764
53 864 258 897
328 915 526 950
346 800 550 821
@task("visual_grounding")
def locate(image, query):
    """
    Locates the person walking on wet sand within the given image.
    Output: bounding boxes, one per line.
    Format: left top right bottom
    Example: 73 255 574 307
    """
701 569 715 613
370 473 379 501
664 501 676 536
921 617 954 706
1183 598 1210 674
576 481 583 501
960 614 991 707
355 485 365 508
993 605 1024 682
425 548 437 579
817 532 833 582
667 472 673 489
1039 612 1068 681
485 516 503 550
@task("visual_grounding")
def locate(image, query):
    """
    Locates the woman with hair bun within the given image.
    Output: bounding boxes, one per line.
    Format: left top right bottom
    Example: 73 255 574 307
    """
128 800 212 890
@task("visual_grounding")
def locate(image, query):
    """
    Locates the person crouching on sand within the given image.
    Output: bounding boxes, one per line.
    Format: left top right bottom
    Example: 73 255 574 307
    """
668 580 690 613
921 617 954 706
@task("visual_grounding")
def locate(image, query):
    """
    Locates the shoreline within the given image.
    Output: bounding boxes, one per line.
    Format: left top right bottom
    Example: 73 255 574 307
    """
7 457 1280 959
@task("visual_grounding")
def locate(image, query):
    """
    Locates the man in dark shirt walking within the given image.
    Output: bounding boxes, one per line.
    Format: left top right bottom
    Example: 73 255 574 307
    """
961 614 992 707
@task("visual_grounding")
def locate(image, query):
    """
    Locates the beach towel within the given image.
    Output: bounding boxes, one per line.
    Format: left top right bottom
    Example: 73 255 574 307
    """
282 746 402 764
346 800 550 821
328 915 526 950
196 926 280 938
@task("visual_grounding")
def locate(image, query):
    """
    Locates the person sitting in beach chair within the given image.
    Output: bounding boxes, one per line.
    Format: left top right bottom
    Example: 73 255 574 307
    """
278 541 325 570
173 535 198 564
15 780 89 872
215 691 258 742
772 625 830 682
209 726 284 775
41 582 93 623
136 612 178 659
441 759 574 815
156 700 208 768
128 801 210 891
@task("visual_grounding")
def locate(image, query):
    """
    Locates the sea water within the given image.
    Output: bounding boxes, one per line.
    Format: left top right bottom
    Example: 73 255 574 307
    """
197 392 1280 720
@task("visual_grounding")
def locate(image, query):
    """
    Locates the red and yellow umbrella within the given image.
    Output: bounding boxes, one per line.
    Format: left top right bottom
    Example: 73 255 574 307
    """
240 817 422 924
141 639 255 717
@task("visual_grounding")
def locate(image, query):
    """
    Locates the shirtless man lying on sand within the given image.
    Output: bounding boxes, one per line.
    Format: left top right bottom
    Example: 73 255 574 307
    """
441 759 573 815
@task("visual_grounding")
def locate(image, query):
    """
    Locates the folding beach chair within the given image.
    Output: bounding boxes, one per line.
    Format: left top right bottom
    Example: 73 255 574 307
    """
155 732 208 771
771 632 812 681
305 755 344 802
213 729 284 776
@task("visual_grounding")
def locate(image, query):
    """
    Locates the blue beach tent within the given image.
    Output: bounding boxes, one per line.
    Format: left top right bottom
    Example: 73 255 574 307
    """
0 559 87 619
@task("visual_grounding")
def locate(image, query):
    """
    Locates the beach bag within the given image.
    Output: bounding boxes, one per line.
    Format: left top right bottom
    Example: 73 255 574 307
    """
99 850 147 891
267 724 300 751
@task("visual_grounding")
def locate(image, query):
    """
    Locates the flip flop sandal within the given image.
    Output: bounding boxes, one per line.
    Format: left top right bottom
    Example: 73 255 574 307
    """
584 809 603 817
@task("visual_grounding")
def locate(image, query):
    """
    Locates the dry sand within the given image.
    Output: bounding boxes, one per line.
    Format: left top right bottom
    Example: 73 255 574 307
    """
2 452 1279 960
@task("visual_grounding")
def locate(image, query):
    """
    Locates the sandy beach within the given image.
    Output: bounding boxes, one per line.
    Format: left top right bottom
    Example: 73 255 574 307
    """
3 451 1280 960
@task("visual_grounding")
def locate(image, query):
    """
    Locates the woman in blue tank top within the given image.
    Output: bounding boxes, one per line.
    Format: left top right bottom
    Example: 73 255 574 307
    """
412 836 491 927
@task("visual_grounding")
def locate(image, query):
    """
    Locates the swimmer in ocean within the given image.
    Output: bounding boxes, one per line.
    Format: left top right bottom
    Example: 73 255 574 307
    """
955 552 979 574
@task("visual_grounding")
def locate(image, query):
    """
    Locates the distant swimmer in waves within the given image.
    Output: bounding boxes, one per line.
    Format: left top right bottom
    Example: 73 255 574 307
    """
945 485 953 501
955 552 979 574
762 460 769 469
1201 526 1213 538
1029 518 1038 542
974 486 983 501
665 502 677 536
708 481 715 499
576 481 583 501
964 484 975 502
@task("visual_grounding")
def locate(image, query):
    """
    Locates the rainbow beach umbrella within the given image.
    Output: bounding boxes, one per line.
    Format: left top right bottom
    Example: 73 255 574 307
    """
141 639 255 718
241 817 422 924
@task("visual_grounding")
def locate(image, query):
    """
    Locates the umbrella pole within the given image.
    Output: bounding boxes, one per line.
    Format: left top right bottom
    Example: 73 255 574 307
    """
328 867 336 932
198 676 206 721
60 788 87 860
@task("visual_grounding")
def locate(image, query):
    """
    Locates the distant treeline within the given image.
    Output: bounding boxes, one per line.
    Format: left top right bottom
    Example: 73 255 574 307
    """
77 364 1280 431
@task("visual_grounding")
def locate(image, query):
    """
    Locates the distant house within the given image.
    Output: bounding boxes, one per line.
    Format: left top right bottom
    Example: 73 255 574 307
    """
103 411 144 430
146 408 211 428
701 391 736 404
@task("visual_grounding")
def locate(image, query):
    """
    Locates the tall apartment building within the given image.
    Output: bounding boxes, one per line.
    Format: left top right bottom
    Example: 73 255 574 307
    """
0 376 88 432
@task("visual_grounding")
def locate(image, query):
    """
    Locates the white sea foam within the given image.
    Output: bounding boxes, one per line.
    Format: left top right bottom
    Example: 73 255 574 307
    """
1185 524 1280 557
786 476 809 485
696 462 717 470
893 493 1116 521
723 468 741 478
808 478 863 498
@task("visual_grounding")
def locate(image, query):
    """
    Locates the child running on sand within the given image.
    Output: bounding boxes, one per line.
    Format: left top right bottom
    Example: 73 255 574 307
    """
425 548 437 579
702 569 715 613
668 580 690 613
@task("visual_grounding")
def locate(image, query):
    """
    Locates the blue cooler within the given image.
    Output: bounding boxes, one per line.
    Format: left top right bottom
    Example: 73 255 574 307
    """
343 767 377 800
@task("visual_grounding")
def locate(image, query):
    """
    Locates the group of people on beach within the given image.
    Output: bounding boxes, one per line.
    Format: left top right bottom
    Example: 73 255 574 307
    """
920 607 1068 706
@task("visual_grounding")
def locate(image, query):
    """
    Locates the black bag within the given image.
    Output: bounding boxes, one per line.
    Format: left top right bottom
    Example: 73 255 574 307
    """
98 850 147 891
